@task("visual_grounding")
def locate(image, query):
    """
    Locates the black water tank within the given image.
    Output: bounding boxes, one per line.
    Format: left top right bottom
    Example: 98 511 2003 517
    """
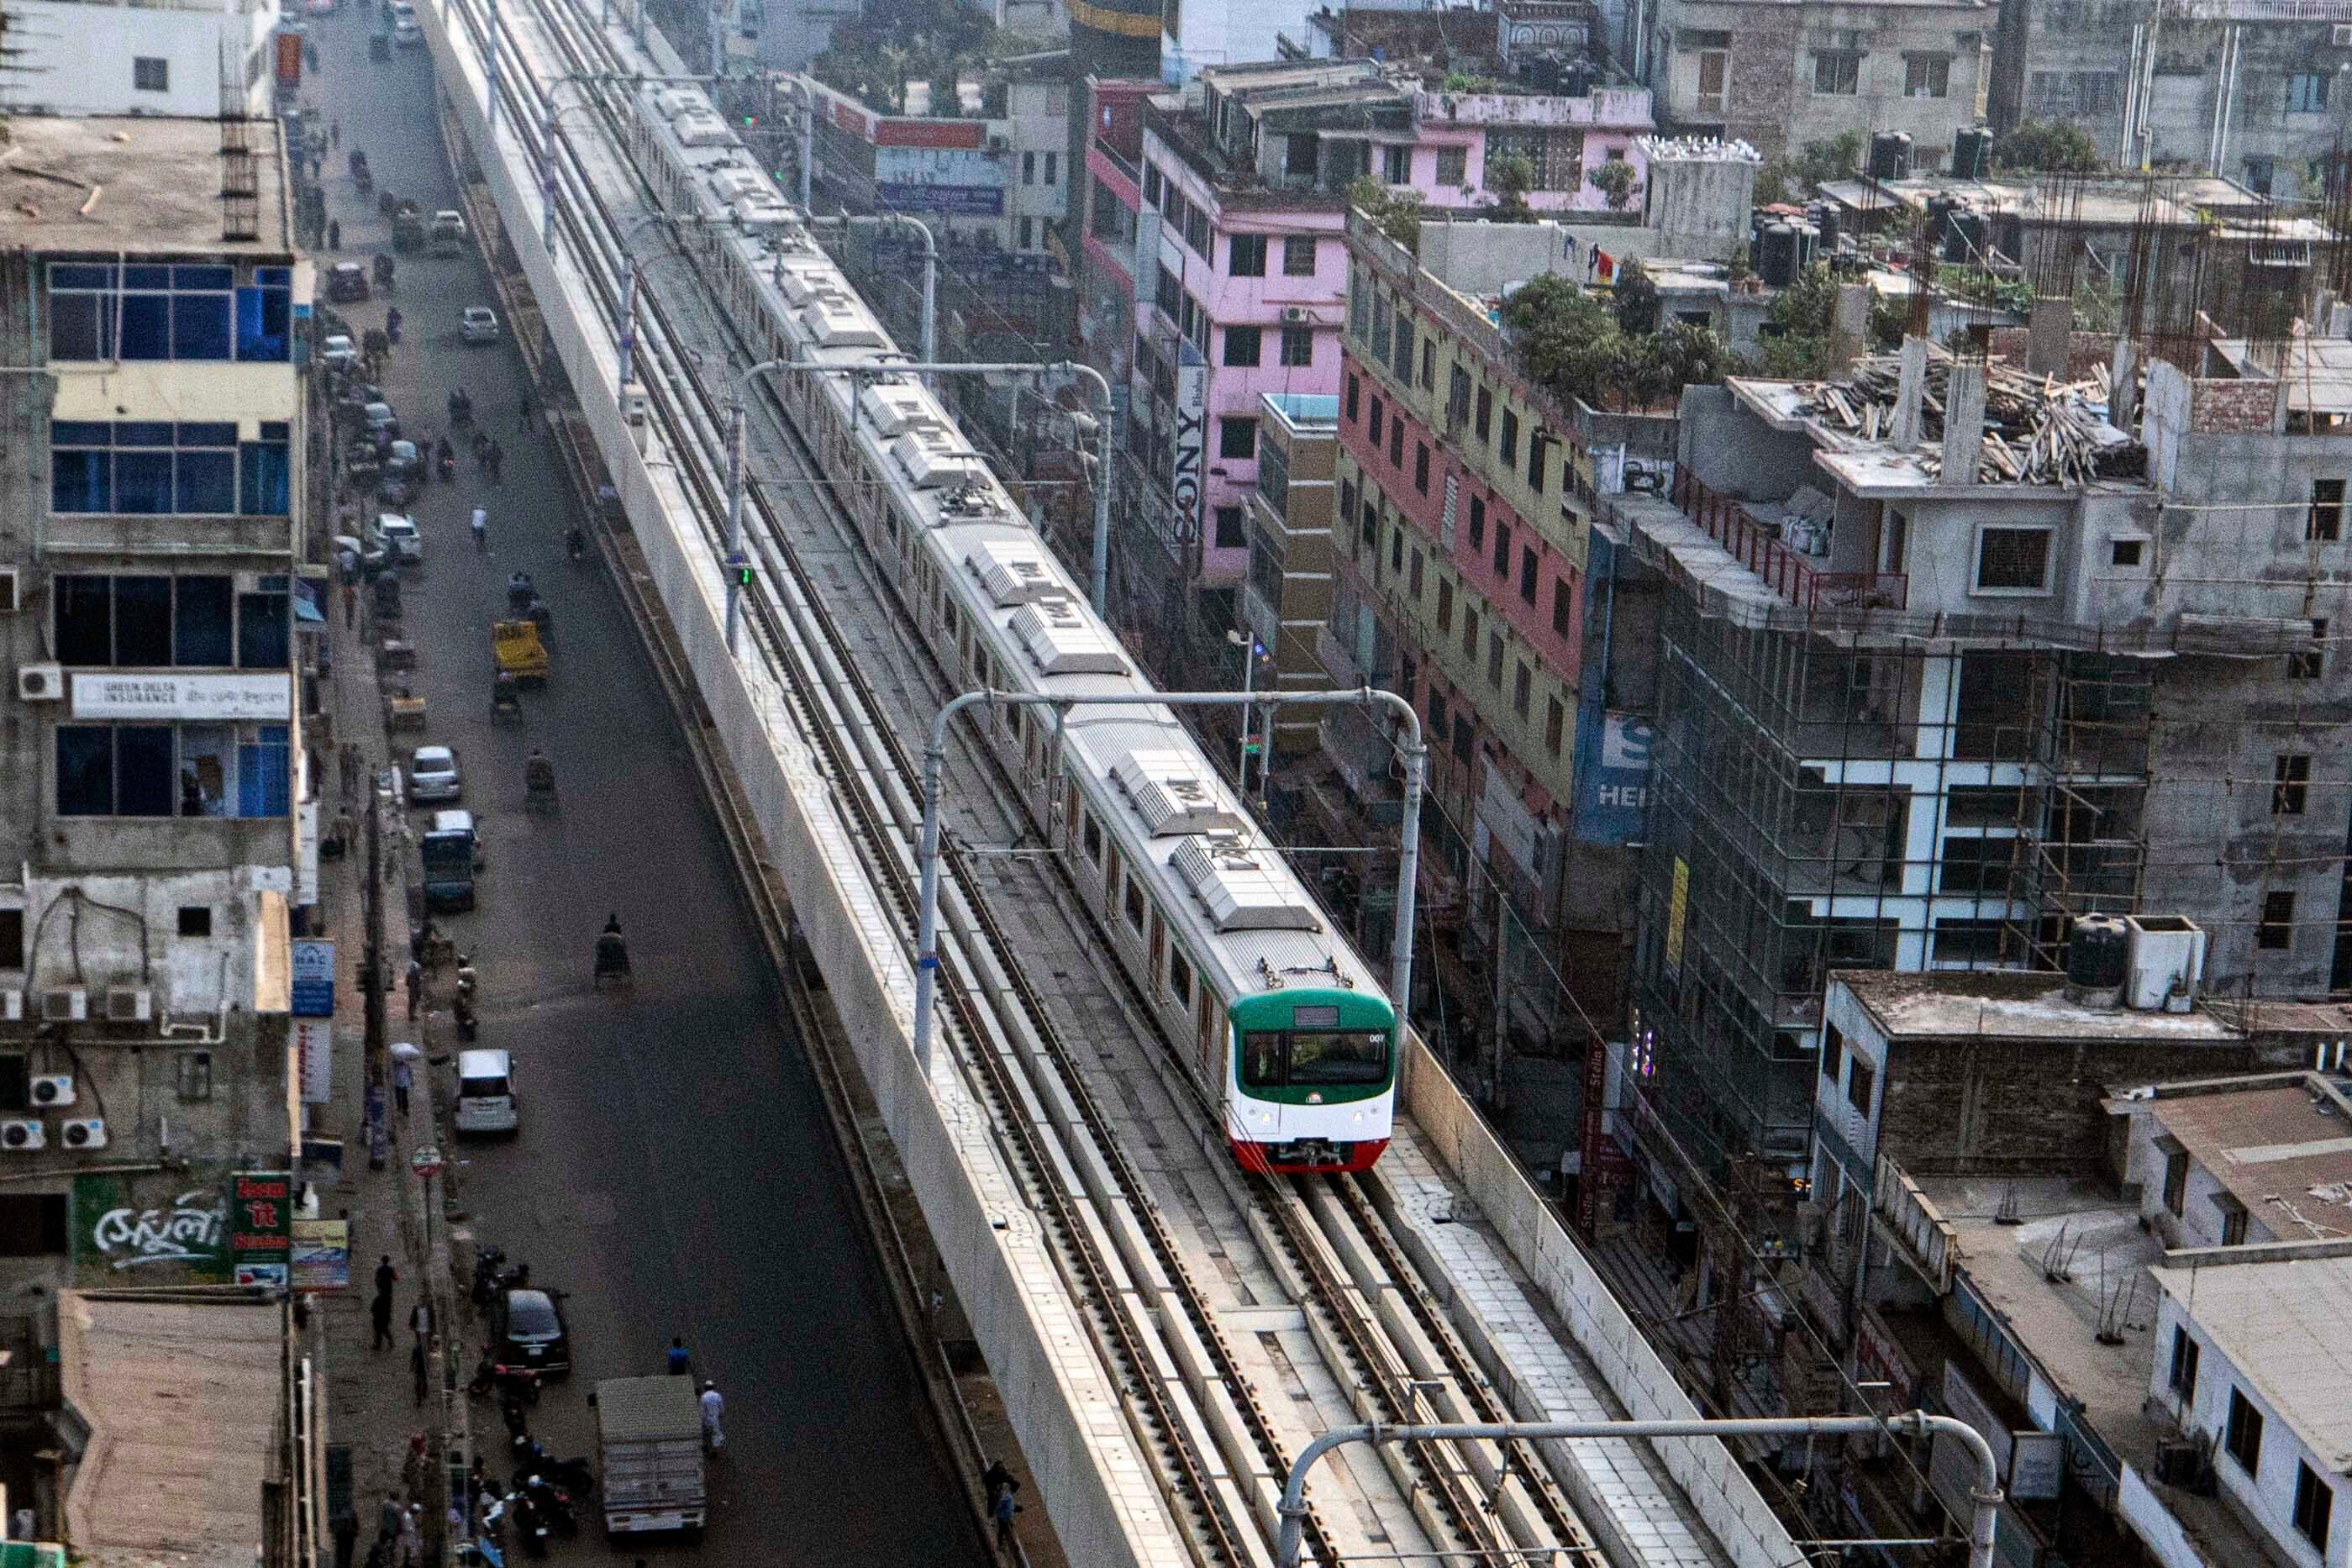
1868 131 1913 182
1758 223 1799 288
1952 125 1993 181
2067 916 2130 992
1944 208 1988 265
1815 203 1842 258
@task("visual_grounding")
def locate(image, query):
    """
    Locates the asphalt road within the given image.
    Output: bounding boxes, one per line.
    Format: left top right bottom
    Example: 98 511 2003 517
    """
306 12 978 1560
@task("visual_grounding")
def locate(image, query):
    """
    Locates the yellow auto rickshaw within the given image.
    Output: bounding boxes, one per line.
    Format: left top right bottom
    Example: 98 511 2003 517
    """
492 619 549 684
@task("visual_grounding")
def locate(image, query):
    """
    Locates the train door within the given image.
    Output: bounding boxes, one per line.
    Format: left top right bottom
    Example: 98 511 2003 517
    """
1197 987 1220 1086
1148 915 1165 1000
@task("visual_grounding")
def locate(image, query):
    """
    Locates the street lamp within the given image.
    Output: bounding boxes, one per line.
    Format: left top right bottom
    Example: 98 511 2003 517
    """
613 215 686 403
1226 627 1266 796
539 95 601 260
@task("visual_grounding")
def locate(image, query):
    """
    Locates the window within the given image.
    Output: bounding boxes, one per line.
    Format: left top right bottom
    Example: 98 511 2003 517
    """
1419 340 1434 392
1219 417 1257 460
134 56 169 92
0 1194 69 1259
2275 754 2311 815
1409 548 1424 598
1544 696 1565 757
1934 919 2005 965
1229 234 1267 276
1223 325 1261 367
1552 578 1572 637
2292 618 2328 680
1428 686 1448 737
55 573 249 667
1023 150 1037 184
51 421 273 515
58 725 175 818
1381 145 1409 183
2287 71 2332 114
2224 1387 2264 1475
2167 1326 2199 1402
1284 134 1318 183
1213 507 1247 550
1939 836 2013 896
1388 525 1403 578
1904 55 1949 98
1155 263 1182 323
1360 502 1378 550
1368 395 1384 445
1492 520 1512 577
1258 439 1292 512
1434 146 1467 186
1018 217 1034 250
1282 235 1318 276
1413 443 1429 494
1388 420 1403 469
1814 52 1861 95
1461 605 1479 661
1519 546 1538 605
1512 661 1531 719
2311 479 2343 541
1184 203 1210 255
2162 1146 2190 1215
1846 1055 1876 1114
2260 890 2297 950
178 904 213 937
1486 631 1504 689
2295 1462 2334 1550
2110 536 2144 567
1089 177 1131 241
2221 1202 2248 1246
1527 434 1546 491
2244 156 2277 197
1143 163 1163 208
1696 50 1728 116
1498 408 1518 464
238 591 288 671
1821 1022 1844 1083
1044 151 1057 186
0 909 21 971
1280 326 1313 367
48 264 287 365
1468 494 1486 550
1344 374 1359 422
1436 579 1453 634
1975 527 2051 592
1474 385 1492 439
1082 813 1102 865
1168 949 1192 1008
1450 714 1474 763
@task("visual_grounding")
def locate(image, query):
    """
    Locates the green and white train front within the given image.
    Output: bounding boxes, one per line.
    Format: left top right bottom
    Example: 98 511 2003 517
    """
1225 989 1397 1174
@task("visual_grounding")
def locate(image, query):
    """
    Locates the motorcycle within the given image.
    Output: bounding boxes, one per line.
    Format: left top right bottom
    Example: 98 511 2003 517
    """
566 526 585 563
386 308 403 346
455 993 478 1039
439 450 456 484
519 1476 581 1537
509 1439 593 1499
455 953 478 1001
502 1490 551 1559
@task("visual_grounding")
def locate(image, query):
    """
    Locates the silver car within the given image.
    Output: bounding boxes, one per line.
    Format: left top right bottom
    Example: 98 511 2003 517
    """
408 745 462 802
460 307 500 345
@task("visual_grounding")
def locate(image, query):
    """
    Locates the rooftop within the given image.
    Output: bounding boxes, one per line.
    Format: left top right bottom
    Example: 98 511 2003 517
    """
0 117 290 255
59 1290 284 1567
2144 1076 2352 1242
2149 1250 2352 1472
2208 336 2352 419
1818 171 2265 231
1261 391 1339 430
1838 971 2248 1044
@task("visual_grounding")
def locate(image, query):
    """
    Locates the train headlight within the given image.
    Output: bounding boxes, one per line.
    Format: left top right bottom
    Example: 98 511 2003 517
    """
1351 1110 1363 1122
1306 1092 1323 1105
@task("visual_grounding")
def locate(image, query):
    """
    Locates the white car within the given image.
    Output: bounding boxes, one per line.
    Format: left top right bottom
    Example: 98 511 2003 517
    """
320 334 359 371
376 513 423 563
454 1048 518 1135
408 745 462 802
460 307 500 345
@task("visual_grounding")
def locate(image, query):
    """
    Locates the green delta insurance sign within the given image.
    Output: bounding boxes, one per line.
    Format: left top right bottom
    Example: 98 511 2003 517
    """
71 1168 294 1286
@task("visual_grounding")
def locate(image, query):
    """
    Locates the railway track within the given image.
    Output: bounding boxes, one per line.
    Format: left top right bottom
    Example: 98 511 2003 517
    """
422 2 1613 1561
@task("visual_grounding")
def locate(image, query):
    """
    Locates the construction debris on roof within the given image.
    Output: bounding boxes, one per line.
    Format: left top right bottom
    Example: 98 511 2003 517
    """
1791 346 2146 487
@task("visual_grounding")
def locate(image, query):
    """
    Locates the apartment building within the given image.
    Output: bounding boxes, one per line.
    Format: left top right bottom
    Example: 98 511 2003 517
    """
0 116 308 1297
0 0 282 118
1644 0 1992 164
1241 393 1340 763
1087 61 1655 686
1991 0 2352 200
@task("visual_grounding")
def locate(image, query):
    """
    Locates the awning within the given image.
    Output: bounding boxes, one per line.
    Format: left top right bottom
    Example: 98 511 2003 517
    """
293 577 326 625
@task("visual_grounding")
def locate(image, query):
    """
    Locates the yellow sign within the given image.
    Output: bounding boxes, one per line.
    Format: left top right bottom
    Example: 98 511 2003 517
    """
1665 856 1689 975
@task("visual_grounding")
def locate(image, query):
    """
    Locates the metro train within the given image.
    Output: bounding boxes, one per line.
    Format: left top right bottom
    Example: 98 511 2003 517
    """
624 86 1396 1173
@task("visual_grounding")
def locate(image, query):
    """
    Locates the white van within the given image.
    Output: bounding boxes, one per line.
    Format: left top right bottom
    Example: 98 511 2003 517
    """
454 1049 518 1134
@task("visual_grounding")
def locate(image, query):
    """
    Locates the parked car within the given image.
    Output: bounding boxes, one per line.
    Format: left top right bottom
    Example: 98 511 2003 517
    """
430 210 469 257
408 745 461 802
327 262 370 303
376 513 423 564
319 334 360 372
391 1 420 43
454 1048 518 1135
490 1286 570 1378
460 306 500 345
361 402 399 439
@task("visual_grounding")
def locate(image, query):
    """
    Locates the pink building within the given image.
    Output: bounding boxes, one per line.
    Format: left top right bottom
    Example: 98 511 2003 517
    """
1081 61 1653 679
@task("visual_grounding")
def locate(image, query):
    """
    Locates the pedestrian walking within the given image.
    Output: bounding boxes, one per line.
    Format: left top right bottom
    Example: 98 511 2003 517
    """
331 120 341 149
991 1481 1021 1553
376 1255 398 1298
411 1338 429 1405
371 1288 396 1351
342 581 357 629
666 1335 690 1375
698 1381 724 1452
393 1053 413 1114
403 960 422 1023
981 1459 1018 1504
471 507 488 554
518 390 533 432
329 218 341 250
403 1434 430 1502
378 1493 405 1542
411 1297 432 1344
394 1507 422 1568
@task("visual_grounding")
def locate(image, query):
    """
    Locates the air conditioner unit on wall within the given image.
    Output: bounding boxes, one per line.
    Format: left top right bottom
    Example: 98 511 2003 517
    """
29 1074 74 1108
17 663 63 702
0 990 18 1023
0 1120 43 1152
60 1118 106 1150
1281 306 1312 324
106 987 152 1023
41 988 85 1022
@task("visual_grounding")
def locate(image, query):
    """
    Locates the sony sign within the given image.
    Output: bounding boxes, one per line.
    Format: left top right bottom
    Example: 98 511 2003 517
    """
1169 344 1208 546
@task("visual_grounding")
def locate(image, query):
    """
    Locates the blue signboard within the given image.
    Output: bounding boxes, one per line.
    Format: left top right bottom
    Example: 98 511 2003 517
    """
292 938 335 1018
876 182 1006 217
1572 710 1653 845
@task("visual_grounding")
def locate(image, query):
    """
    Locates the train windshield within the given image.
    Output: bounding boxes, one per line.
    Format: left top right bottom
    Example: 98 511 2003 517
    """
1240 1030 1391 1089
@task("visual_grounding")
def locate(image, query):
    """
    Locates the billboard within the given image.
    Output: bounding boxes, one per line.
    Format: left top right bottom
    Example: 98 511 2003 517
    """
876 182 1006 217
1168 343 1208 546
875 118 987 150
1572 709 1652 845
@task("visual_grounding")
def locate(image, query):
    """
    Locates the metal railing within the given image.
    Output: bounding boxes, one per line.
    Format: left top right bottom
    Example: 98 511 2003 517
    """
1669 469 1909 613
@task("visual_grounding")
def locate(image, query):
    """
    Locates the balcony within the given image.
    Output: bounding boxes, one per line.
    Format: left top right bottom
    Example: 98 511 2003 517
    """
1670 470 1907 614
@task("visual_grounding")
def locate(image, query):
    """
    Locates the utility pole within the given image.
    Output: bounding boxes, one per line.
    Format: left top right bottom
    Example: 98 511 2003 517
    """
361 785 388 1170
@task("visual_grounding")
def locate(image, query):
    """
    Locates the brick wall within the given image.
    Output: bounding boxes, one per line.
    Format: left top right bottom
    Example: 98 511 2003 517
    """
2188 376 2281 434
1881 1036 2261 1175
1984 327 2119 385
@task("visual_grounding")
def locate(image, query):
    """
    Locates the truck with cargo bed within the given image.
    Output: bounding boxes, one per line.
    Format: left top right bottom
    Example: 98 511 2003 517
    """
593 1374 706 1537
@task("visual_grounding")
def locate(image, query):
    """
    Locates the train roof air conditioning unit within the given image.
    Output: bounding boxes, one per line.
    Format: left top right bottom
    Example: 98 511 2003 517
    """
0 1120 43 1153
18 662 63 702
41 987 86 1023
106 987 153 1023
60 1118 107 1150
30 1074 74 1108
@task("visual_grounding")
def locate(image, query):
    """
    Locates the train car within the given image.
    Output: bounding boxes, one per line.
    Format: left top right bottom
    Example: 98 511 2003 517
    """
624 85 1395 1173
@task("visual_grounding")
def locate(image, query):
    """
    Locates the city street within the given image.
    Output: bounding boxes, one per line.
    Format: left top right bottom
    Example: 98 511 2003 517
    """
305 8 979 1560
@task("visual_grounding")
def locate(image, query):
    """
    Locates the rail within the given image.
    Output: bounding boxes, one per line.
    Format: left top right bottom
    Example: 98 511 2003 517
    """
1669 468 1908 613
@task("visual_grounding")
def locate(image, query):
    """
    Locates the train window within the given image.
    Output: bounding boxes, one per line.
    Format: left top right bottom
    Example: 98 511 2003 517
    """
1241 1034 1286 1090
1123 876 1147 934
1239 1026 1390 1088
1105 843 1123 900
1168 949 1192 1008
1149 914 1165 977
1082 811 1102 865
1065 782 1081 839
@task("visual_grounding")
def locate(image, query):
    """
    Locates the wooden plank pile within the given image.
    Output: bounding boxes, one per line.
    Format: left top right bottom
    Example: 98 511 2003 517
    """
1788 347 2144 485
